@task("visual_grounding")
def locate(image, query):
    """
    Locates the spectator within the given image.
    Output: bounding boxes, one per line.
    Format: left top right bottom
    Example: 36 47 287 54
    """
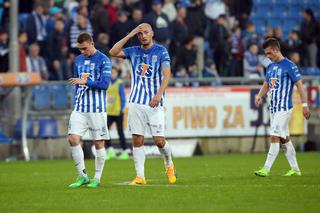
25 3 48 57
208 14 229 76
243 43 263 79
109 10 131 47
68 13 93 54
203 59 222 86
175 66 190 87
186 0 206 72
0 29 8 72
300 8 318 67
26 43 49 80
107 0 122 27
162 0 177 22
144 0 171 47
91 0 110 40
19 31 28 72
205 0 226 21
225 0 252 30
242 21 259 49
282 30 302 57
69 0 89 23
289 51 301 67
96 33 110 55
127 7 143 46
170 4 188 58
230 26 244 76
175 36 197 76
46 6 64 34
47 19 70 80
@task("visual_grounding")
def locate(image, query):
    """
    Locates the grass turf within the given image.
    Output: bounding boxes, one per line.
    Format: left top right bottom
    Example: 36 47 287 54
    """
0 153 319 212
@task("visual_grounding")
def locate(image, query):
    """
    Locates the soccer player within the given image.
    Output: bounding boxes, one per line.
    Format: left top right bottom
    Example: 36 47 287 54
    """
109 23 177 185
254 38 311 177
68 32 111 188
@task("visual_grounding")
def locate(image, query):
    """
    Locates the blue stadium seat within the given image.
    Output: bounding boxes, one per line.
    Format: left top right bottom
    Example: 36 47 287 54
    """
32 85 50 110
271 5 287 18
38 118 59 139
0 127 14 144
283 19 300 31
287 5 302 18
49 84 70 110
14 119 34 139
255 6 272 18
267 18 283 27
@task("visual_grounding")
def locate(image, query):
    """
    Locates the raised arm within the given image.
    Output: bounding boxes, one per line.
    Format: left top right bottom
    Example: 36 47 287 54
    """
295 80 311 120
109 26 141 58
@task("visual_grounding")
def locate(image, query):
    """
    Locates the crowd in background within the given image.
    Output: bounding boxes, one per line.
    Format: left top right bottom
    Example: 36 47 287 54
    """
0 0 320 86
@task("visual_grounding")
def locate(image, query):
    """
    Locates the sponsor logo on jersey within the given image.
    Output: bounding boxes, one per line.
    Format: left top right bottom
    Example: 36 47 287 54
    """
270 77 280 90
136 63 153 78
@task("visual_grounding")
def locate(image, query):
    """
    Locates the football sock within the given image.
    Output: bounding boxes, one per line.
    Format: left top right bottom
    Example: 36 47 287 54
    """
70 144 87 178
132 146 145 178
264 143 280 172
283 141 300 172
158 141 173 166
94 148 106 182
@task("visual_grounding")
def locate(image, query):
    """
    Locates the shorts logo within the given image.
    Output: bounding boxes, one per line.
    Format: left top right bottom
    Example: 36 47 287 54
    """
269 78 280 90
136 63 153 78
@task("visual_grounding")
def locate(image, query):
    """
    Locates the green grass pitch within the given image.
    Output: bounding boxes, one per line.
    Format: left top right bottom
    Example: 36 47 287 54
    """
0 153 319 212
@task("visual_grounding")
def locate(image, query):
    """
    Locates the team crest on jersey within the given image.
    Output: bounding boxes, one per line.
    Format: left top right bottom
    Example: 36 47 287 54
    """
269 77 280 90
84 60 90 65
152 55 158 63
90 63 95 71
136 63 153 78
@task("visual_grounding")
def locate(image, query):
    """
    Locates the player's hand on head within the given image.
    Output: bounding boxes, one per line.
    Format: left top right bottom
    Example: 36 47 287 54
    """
303 107 311 120
128 26 142 38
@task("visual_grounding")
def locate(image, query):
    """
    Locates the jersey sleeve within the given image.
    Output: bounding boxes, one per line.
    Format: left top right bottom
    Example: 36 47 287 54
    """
288 64 301 83
160 47 171 69
86 56 111 90
73 59 78 77
264 70 270 83
123 46 136 59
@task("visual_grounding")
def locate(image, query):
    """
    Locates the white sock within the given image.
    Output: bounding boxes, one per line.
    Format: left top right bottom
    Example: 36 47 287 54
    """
283 141 300 172
94 148 106 182
132 146 145 178
264 143 280 172
158 141 173 166
70 144 87 178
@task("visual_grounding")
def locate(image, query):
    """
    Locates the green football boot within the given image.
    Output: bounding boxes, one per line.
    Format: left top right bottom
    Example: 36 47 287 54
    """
118 151 129 160
254 167 269 177
68 176 90 188
105 147 116 160
87 178 100 188
283 169 302 176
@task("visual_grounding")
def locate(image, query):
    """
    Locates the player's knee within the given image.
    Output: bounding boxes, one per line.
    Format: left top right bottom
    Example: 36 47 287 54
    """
154 137 165 148
68 134 80 146
94 140 105 149
132 134 144 147
280 137 289 144
270 135 280 143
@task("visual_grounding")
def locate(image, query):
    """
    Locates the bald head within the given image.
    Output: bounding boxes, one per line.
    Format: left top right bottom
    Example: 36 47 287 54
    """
137 23 154 47
138 23 153 31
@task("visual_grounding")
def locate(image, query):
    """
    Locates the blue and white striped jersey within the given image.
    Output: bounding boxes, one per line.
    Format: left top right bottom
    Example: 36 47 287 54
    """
73 50 111 112
265 57 301 113
124 44 171 106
